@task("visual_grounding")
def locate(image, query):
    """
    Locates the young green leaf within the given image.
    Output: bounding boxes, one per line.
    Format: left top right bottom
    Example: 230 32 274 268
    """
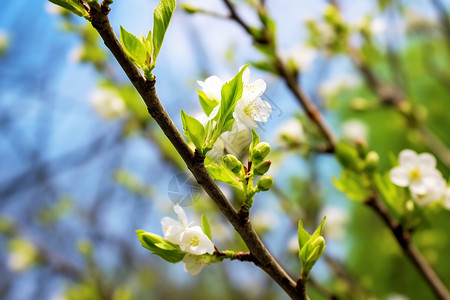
205 162 243 190
311 217 326 241
180 110 206 151
136 230 186 263
120 26 147 69
214 64 249 130
152 0 176 62
332 170 371 202
201 214 213 242
198 90 219 116
48 0 89 18
297 220 311 250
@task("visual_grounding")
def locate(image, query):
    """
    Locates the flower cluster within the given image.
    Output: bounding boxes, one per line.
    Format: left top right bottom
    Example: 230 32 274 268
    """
197 67 271 160
390 149 449 207
161 204 214 275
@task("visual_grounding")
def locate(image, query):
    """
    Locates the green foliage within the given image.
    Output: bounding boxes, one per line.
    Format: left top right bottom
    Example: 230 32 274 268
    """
152 0 176 62
298 217 326 280
136 230 186 263
181 110 206 151
120 26 148 70
374 172 408 219
201 214 213 242
333 170 371 202
47 0 89 18
205 159 243 190
198 90 219 117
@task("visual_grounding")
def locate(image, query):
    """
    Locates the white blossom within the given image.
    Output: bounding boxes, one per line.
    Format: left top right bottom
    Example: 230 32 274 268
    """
197 75 223 102
251 210 279 233
7 252 31 272
178 226 214 255
320 206 348 240
370 18 387 36
220 121 252 157
287 235 300 253
342 119 368 143
89 88 127 120
233 68 271 128
276 118 305 147
161 204 214 255
280 44 317 72
390 150 446 205
183 254 210 276
319 75 361 100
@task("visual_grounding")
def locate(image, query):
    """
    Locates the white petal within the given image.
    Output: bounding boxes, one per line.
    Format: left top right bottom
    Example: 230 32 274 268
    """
242 68 250 84
179 227 214 255
244 79 266 99
164 224 185 244
399 149 418 167
409 180 427 195
173 204 188 226
233 109 258 128
183 254 206 276
161 217 180 236
389 166 410 187
417 153 436 170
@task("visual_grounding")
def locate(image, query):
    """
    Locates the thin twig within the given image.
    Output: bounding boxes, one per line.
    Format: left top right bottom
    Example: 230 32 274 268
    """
88 9 306 300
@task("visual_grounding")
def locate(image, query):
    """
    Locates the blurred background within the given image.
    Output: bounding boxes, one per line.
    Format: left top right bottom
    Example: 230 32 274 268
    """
1 0 450 299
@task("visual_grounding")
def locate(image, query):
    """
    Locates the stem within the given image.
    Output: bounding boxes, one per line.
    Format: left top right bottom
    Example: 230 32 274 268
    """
366 195 450 300
89 11 305 300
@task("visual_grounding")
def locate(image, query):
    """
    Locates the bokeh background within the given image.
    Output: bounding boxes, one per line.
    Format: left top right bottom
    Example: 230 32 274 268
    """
1 0 450 299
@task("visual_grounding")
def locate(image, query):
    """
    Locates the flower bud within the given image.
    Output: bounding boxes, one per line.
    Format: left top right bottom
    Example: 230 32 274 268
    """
253 142 271 162
257 175 274 191
253 160 271 176
364 151 379 172
222 155 242 174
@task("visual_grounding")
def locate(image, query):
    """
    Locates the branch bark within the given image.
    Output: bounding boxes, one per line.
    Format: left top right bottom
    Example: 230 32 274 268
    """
88 10 305 300
366 195 450 300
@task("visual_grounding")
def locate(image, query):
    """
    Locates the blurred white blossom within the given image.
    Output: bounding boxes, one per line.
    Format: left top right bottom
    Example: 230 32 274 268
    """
342 119 368 143
251 210 279 233
45 2 64 15
320 206 348 240
89 88 127 120
276 118 305 148
280 44 317 72
319 75 361 100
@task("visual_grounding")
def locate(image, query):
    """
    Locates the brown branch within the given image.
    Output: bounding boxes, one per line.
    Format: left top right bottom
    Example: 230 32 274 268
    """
222 0 338 151
88 10 304 300
365 195 450 300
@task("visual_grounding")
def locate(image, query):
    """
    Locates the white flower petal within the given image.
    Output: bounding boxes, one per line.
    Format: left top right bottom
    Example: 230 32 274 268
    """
164 224 185 244
161 217 180 236
179 226 214 255
399 149 418 168
390 166 410 187
409 180 428 195
173 204 188 226
417 152 436 170
183 254 207 276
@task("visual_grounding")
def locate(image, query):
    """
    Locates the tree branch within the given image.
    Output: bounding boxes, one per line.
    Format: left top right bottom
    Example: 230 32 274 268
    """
365 195 450 300
88 10 305 300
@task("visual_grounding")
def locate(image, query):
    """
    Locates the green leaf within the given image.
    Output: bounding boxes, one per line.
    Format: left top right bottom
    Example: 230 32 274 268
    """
214 64 249 132
120 26 147 69
205 162 243 190
311 217 326 241
136 230 185 263
332 170 371 202
181 110 206 151
249 128 260 155
201 214 213 242
48 0 89 18
374 172 407 218
152 0 176 62
297 220 311 250
251 60 277 74
198 90 219 116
